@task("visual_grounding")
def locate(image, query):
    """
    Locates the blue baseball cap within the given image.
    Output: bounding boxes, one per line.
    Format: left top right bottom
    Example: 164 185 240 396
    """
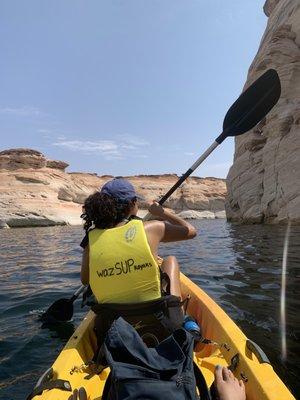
100 178 144 202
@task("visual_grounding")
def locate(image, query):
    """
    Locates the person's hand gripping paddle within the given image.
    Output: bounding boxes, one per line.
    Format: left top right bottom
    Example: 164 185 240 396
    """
41 69 281 323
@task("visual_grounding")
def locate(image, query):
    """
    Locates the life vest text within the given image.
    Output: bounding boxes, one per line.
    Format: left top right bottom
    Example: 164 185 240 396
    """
96 258 153 278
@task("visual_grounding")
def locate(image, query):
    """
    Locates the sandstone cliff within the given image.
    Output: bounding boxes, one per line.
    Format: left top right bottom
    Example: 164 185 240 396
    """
226 0 300 223
0 149 226 228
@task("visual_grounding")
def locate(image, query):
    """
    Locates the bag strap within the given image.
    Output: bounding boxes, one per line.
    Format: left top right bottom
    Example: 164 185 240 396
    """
101 370 112 400
193 362 212 400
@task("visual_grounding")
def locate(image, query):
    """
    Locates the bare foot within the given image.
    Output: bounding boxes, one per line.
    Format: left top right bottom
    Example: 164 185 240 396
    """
68 387 88 400
214 365 246 400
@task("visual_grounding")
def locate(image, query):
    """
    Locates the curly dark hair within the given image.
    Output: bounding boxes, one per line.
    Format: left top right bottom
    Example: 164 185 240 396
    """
81 192 136 231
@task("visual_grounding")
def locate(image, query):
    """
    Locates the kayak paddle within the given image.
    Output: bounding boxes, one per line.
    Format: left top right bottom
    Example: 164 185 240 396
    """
157 69 281 206
42 69 281 322
40 285 85 323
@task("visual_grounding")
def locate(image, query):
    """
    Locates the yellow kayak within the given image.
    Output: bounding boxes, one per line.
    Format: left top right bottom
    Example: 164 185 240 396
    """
31 273 295 400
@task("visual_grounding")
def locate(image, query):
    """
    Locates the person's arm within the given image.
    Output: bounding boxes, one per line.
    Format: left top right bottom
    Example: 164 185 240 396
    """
147 201 197 242
81 246 89 285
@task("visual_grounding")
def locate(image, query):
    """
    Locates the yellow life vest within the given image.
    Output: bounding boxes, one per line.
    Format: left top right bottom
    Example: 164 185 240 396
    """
88 219 161 303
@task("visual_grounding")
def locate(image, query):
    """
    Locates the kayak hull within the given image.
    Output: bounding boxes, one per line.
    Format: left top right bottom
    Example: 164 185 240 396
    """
31 273 295 399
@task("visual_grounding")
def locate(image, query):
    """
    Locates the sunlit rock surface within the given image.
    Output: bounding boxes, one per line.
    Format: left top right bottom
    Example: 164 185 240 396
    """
0 149 227 228
226 0 300 224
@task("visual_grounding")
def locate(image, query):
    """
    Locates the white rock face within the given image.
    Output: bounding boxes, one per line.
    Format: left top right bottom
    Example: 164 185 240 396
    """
226 0 300 224
177 210 224 219
0 149 227 228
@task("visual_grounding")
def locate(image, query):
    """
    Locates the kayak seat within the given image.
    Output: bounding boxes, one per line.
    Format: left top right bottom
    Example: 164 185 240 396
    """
91 295 187 352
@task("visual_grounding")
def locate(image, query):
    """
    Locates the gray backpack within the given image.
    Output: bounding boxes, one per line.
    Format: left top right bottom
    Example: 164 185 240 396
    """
99 317 211 400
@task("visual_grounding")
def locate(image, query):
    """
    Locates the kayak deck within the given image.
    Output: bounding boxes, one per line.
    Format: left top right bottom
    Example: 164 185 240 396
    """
32 273 295 399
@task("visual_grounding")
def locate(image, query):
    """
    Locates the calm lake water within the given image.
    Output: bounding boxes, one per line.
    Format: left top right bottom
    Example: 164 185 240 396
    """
0 220 299 399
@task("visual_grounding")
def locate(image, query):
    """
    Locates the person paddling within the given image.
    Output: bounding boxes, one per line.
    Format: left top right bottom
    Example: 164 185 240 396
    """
80 177 197 303
76 180 247 400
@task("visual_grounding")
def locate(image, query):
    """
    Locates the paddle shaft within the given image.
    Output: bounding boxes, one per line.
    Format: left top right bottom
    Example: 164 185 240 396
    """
158 140 219 205
69 285 86 303
157 123 233 206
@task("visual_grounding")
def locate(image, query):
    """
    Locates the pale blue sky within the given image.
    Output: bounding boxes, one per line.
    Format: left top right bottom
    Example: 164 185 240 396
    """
0 1 266 177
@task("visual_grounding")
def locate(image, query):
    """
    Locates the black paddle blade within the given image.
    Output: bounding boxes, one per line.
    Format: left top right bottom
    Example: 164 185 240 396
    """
222 69 281 138
40 298 73 323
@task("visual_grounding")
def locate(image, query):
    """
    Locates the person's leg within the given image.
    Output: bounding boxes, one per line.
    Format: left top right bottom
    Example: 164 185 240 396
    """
214 365 246 400
160 256 181 298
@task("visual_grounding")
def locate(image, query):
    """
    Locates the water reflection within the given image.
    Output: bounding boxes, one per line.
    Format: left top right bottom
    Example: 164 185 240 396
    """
226 223 300 394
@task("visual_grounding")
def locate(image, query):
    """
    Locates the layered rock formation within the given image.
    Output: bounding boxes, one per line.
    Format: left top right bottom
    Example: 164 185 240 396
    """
226 0 300 223
0 149 226 228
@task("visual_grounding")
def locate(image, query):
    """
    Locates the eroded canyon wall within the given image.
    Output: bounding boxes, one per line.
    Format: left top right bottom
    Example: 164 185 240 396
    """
226 0 300 223
0 148 226 228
